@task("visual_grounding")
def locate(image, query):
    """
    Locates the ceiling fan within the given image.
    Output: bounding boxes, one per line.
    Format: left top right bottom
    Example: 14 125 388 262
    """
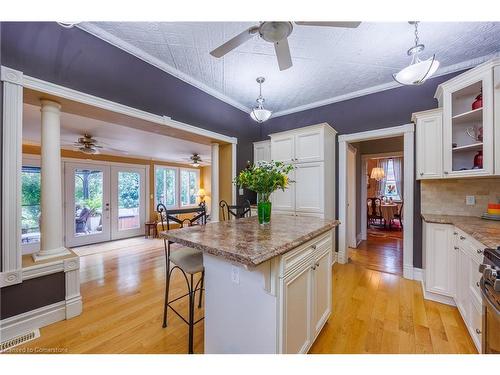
210 21 361 71
67 134 127 155
189 153 202 167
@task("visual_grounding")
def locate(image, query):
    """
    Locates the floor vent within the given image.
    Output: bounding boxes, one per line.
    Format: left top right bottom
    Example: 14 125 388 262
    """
0 329 40 353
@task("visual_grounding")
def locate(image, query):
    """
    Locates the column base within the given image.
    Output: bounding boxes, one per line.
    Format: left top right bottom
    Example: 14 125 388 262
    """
32 247 71 262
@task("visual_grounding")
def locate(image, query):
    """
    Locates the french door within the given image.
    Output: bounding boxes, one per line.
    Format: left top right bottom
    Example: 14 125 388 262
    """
64 162 146 247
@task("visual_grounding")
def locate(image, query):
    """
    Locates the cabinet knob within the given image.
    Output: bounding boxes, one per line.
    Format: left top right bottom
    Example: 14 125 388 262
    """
453 232 458 235
476 329 482 335
460 236 466 240
477 249 483 254
315 262 320 267
419 172 424 176
476 281 480 287
444 171 449 174
311 265 316 270
454 246 459 250
311 244 317 249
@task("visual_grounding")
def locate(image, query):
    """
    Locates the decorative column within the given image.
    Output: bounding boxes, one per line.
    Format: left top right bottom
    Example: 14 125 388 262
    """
210 143 220 222
33 100 70 261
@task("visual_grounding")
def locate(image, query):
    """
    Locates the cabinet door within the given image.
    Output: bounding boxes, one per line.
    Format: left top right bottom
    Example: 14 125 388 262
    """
442 70 494 177
271 135 295 163
424 223 455 297
254 142 271 163
469 297 482 352
295 129 323 163
416 112 443 179
281 264 313 354
455 246 470 324
295 163 324 213
272 170 295 211
312 249 332 338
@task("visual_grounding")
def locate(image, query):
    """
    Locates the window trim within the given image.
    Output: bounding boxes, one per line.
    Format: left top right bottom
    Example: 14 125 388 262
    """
383 159 401 201
21 156 42 254
179 167 201 208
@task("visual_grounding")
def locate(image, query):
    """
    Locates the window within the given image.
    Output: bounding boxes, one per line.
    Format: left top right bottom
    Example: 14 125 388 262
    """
155 167 177 208
21 166 41 244
180 169 199 207
384 159 401 201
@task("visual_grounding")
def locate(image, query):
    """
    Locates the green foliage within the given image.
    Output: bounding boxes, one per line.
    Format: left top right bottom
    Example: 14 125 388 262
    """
234 161 294 195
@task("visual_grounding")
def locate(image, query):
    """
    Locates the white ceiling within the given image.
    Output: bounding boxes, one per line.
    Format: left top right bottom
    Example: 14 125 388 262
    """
78 22 500 116
23 103 211 164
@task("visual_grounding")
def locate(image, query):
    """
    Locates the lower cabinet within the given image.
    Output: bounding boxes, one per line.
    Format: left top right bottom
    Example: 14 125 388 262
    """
423 221 484 352
279 234 332 353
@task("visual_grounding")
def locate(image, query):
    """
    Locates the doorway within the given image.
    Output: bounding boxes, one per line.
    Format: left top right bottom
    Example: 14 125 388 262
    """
64 162 146 247
338 124 415 279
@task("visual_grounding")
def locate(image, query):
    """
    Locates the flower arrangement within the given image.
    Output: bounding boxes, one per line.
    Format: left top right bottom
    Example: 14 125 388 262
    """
234 161 294 224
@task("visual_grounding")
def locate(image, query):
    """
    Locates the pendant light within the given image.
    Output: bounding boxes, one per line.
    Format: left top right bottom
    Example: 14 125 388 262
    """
250 77 272 123
393 21 440 85
370 167 385 181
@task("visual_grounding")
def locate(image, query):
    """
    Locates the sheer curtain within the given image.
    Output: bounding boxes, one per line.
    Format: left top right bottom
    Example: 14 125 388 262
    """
392 157 403 201
376 158 389 197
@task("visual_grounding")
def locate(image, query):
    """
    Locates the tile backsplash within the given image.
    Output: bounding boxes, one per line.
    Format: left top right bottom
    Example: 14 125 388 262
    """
421 178 500 217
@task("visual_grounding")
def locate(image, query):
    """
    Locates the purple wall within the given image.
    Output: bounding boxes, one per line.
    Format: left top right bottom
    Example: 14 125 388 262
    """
0 22 260 176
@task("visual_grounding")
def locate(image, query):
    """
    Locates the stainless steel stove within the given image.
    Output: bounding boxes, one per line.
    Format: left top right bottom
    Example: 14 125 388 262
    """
479 246 500 354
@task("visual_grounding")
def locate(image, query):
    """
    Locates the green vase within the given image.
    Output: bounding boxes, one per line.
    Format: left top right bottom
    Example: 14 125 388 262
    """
257 192 271 225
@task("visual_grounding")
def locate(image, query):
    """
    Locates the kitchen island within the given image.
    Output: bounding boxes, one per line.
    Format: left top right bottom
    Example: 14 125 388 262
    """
161 215 339 354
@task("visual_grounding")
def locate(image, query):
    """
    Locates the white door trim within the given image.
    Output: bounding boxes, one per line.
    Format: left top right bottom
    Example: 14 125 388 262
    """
338 124 415 280
346 145 357 249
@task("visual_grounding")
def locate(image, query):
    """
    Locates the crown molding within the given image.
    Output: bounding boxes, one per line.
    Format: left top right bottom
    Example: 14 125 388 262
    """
76 23 499 119
76 23 251 114
273 51 500 118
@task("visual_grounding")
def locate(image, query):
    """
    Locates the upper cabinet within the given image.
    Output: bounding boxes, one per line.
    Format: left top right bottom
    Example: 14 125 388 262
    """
414 58 499 179
253 140 271 163
271 126 324 164
439 68 494 177
413 108 443 179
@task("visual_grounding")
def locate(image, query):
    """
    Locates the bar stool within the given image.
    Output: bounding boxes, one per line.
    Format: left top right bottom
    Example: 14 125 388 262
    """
157 203 207 354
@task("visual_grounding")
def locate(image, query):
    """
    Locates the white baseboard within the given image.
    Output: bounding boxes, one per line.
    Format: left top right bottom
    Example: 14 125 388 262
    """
0 301 66 342
419 280 456 306
412 267 424 281
66 296 83 319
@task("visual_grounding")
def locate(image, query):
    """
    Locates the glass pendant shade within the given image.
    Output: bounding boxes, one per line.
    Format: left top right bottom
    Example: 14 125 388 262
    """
370 167 385 181
393 54 440 85
250 107 272 123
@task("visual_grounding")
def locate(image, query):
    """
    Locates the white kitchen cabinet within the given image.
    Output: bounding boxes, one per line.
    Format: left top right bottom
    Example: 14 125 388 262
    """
413 108 443 180
269 124 336 220
494 65 500 175
271 134 295 163
279 232 332 354
423 220 485 353
312 246 332 338
423 222 456 298
281 261 313 353
295 163 324 213
253 140 271 163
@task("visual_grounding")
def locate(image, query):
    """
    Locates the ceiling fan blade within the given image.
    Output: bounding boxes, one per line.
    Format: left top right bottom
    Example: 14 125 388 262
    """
274 38 293 71
210 26 258 58
295 21 361 28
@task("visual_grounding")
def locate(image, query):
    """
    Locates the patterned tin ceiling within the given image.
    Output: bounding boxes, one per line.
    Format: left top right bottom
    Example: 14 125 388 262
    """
79 22 500 116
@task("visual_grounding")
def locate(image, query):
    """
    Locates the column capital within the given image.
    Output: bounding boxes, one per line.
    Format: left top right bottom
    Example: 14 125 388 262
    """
1 66 23 85
40 99 62 112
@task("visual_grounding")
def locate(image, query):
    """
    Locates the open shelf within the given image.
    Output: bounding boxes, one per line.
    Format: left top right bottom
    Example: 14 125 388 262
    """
452 142 483 152
452 107 483 124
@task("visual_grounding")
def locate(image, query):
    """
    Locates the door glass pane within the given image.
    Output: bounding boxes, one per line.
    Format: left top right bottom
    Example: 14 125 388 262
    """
118 171 140 231
21 166 41 244
74 169 103 236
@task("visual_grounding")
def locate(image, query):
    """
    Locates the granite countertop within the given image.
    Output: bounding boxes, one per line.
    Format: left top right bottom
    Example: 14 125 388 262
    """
421 213 500 249
159 216 339 266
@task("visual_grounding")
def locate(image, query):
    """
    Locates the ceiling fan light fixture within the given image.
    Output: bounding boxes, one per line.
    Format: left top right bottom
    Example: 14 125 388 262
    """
250 77 272 124
393 22 440 86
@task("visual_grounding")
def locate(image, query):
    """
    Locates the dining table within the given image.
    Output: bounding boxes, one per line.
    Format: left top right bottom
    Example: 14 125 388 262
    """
380 203 399 226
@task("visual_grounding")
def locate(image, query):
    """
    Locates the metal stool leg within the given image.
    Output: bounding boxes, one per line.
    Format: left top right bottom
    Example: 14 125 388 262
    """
188 274 195 354
198 270 204 308
162 248 171 328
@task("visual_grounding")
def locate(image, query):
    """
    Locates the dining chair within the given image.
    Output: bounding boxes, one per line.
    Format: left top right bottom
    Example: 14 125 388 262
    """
394 202 404 229
156 203 207 354
219 199 251 221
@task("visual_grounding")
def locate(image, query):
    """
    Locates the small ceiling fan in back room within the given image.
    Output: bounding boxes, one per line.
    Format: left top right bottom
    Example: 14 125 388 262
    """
210 21 361 71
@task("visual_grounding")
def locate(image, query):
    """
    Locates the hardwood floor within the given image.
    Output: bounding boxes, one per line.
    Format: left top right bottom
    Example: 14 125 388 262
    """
350 228 403 276
13 237 477 354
